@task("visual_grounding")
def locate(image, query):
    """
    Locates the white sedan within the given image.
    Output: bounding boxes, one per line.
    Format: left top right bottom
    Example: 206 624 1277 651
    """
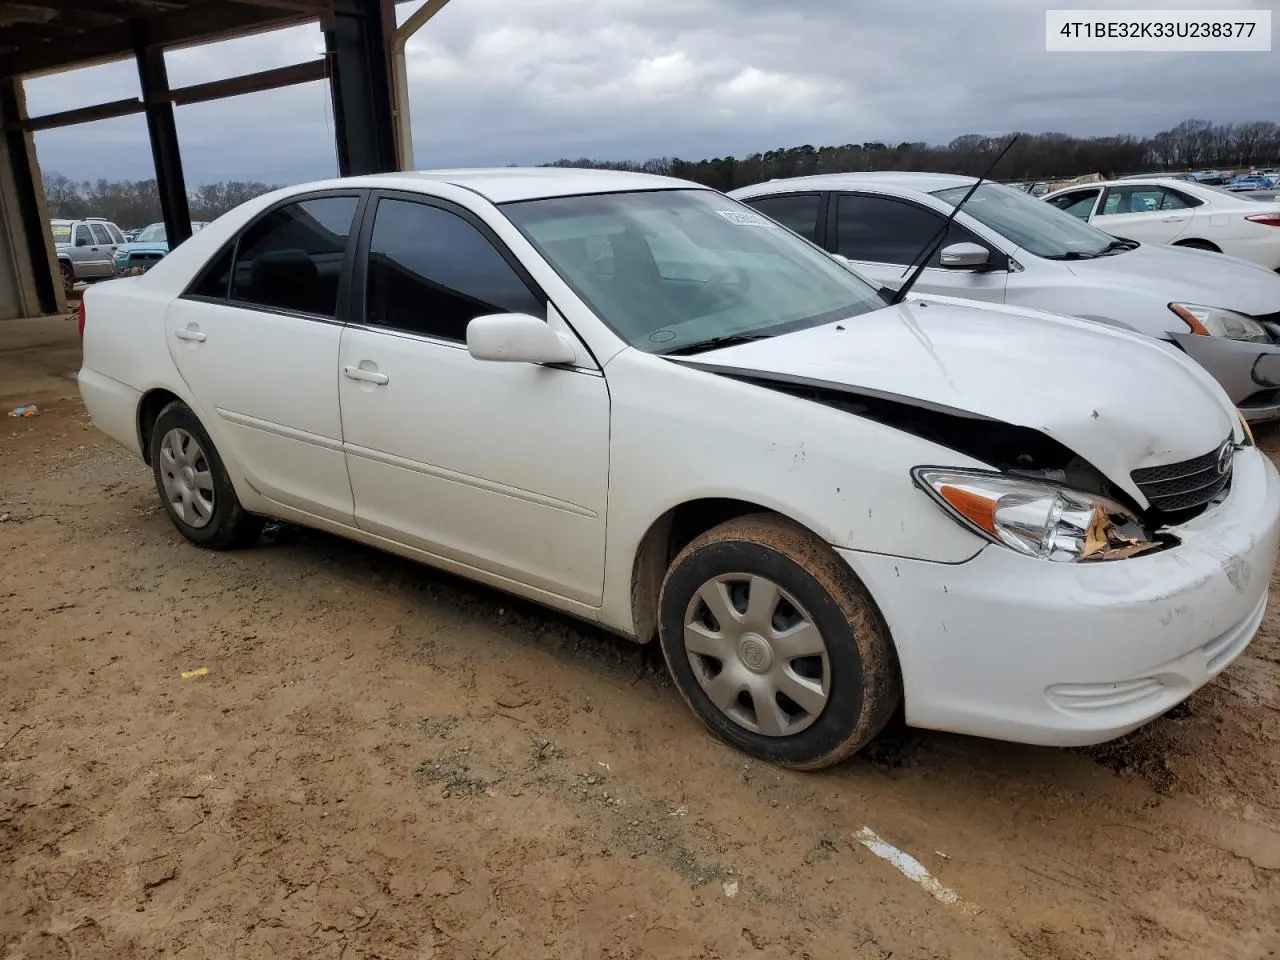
78 168 1280 768
1042 176 1280 271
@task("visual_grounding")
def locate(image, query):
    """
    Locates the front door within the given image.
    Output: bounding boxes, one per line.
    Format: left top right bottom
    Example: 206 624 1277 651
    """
164 193 363 525
338 193 610 604
71 223 113 278
827 192 1009 302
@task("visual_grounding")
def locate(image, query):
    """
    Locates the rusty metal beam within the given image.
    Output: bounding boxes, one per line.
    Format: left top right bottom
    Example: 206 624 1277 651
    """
169 57 326 105
22 96 144 131
2 1 316 78
20 57 327 131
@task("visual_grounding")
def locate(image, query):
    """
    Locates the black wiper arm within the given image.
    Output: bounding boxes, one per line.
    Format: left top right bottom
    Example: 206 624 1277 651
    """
662 333 774 356
889 134 1020 306
1099 238 1137 254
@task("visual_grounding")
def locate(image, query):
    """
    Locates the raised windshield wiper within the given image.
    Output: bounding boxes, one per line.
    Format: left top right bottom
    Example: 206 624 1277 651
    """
1097 237 1138 255
662 333 775 356
1046 238 1138 261
889 134 1020 306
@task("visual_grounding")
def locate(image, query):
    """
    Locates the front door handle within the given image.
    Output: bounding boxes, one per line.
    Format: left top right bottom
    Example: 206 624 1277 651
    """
343 365 389 385
1161 216 1187 222
174 327 206 342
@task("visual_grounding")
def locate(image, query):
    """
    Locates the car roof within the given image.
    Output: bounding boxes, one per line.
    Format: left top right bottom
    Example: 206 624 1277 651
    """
730 171 978 198
282 167 708 204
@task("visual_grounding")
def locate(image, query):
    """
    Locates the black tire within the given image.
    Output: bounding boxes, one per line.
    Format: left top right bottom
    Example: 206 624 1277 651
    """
60 262 75 298
1175 239 1220 253
149 400 263 550
657 513 901 770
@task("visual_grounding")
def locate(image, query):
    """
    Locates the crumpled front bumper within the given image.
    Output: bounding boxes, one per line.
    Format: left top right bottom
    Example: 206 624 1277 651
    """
838 446 1280 747
1173 332 1280 422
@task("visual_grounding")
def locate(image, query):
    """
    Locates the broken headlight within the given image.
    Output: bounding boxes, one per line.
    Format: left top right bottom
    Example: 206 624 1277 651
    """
912 468 1162 562
1169 303 1270 343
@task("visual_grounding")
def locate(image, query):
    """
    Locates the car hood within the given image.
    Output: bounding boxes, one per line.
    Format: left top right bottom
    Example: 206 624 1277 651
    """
1063 242 1280 317
114 241 169 255
671 298 1237 507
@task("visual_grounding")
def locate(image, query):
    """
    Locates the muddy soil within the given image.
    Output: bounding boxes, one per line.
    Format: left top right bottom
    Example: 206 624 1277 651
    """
2 314 1279 960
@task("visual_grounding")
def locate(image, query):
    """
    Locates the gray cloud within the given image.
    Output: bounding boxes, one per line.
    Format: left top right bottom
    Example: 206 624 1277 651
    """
24 0 1275 187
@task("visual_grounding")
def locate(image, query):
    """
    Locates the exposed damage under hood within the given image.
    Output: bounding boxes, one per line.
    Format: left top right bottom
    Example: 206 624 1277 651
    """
668 298 1239 516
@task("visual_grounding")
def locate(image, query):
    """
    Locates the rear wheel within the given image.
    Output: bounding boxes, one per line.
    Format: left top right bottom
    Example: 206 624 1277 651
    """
657 513 901 769
149 401 263 550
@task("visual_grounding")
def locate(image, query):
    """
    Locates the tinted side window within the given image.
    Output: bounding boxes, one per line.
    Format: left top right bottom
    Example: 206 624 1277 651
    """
364 198 544 342
1160 187 1199 209
835 194 961 264
89 223 112 245
74 224 91 246
743 194 821 242
105 223 125 244
188 246 234 299
229 196 359 318
1047 190 1099 219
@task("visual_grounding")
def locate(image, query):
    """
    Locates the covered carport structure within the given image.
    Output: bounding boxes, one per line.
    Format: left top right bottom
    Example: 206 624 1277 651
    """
0 0 414 319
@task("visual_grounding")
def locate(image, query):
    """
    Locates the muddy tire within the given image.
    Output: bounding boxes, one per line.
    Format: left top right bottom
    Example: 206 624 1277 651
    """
149 401 263 550
658 513 901 769
60 262 75 298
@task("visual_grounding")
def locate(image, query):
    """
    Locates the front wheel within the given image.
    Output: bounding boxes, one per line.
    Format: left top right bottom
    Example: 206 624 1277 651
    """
60 262 75 298
657 514 901 769
149 401 263 550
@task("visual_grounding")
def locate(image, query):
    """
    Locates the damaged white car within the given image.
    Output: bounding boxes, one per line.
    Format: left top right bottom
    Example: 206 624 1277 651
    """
78 169 1280 768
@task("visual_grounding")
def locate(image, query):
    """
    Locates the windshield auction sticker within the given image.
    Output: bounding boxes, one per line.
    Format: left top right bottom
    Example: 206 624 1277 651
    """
1046 9 1271 51
716 210 779 227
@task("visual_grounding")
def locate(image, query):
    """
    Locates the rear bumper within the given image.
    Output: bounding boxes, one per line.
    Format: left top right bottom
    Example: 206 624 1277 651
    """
839 446 1280 747
78 367 142 458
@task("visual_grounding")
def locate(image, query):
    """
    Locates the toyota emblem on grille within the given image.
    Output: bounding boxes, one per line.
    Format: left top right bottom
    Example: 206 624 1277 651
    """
1217 441 1234 476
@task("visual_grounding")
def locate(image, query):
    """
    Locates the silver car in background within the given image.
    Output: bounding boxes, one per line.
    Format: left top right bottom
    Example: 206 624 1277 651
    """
730 173 1280 421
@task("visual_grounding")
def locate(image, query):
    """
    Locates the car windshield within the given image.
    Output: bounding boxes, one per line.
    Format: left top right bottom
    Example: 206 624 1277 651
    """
135 223 166 242
931 183 1122 260
501 189 886 354
50 223 71 243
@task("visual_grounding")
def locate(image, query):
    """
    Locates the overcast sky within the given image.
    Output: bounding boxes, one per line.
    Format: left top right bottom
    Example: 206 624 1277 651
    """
24 0 1276 188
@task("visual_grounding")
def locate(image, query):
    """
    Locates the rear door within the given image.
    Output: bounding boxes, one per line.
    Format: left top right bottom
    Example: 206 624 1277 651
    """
164 192 364 525
85 223 116 276
825 192 1009 302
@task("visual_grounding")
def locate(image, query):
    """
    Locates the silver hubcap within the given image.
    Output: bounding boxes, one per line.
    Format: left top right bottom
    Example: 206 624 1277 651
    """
683 574 830 737
158 427 215 529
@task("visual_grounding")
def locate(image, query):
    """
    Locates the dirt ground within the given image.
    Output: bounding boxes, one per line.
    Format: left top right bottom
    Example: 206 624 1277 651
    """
3 311 1279 960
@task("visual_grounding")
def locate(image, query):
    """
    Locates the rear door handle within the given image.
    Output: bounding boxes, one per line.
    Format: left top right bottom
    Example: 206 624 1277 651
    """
343 365 389 385
174 328 206 342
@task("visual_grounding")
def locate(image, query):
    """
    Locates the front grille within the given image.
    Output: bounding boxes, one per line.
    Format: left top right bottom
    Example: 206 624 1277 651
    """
1131 436 1234 514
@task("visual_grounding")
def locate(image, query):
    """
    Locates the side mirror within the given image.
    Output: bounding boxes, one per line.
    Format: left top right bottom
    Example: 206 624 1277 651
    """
466 313 577 365
939 242 990 270
75 237 89 247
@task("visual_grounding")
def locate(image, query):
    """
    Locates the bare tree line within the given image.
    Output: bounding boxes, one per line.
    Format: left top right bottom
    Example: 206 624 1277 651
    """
41 172 281 229
544 118 1280 192
40 118 1279 225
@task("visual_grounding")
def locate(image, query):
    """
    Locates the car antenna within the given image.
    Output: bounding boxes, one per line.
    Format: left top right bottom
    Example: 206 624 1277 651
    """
889 134 1020 307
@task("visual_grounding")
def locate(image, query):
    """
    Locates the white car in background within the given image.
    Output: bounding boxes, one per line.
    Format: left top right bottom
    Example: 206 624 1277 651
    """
77 168 1278 769
1041 177 1280 271
729 173 1280 421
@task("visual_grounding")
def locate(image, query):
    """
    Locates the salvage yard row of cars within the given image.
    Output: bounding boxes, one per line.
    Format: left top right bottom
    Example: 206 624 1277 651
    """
78 166 1280 769
51 217 208 294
